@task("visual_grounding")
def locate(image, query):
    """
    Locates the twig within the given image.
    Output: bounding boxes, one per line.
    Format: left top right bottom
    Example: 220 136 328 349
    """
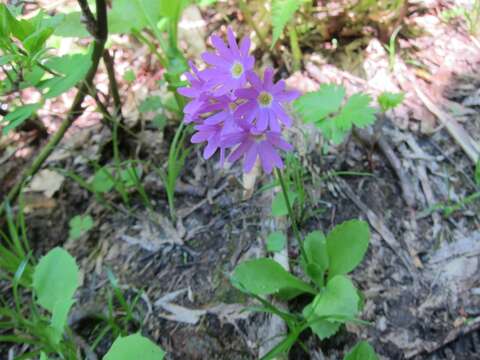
0 0 108 216
102 50 124 121
413 82 479 163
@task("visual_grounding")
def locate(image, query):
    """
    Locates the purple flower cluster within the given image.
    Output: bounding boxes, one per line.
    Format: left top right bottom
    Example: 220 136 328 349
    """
178 27 299 174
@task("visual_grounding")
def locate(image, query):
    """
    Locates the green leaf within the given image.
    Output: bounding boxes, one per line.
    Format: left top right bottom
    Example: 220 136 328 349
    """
120 164 143 188
326 220 369 279
313 275 359 321
260 328 302 360
377 92 404 112
22 26 54 55
41 52 92 98
294 84 345 123
271 0 301 46
159 0 189 19
266 231 286 253
271 190 297 217
49 298 75 344
1 103 41 135
54 12 90 38
68 215 94 241
139 96 163 113
344 341 379 360
40 352 49 360
303 303 340 340
123 69 136 83
103 333 165 360
108 0 163 34
336 93 377 131
475 160 480 186
32 247 79 312
304 231 328 286
90 167 115 193
231 258 315 300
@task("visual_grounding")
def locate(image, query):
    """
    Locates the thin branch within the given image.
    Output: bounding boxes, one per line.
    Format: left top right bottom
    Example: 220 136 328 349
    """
102 50 124 122
0 0 108 216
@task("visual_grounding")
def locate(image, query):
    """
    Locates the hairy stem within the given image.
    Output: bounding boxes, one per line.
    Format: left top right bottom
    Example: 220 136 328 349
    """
0 0 108 216
275 168 306 262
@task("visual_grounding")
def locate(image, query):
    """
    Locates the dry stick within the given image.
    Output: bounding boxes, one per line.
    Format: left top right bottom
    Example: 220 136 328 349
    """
0 0 108 216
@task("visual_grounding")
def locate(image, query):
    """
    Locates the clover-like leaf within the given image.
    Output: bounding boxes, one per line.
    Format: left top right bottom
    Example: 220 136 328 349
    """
68 215 94 241
103 333 165 360
33 247 79 312
231 258 316 300
377 91 404 112
326 220 370 279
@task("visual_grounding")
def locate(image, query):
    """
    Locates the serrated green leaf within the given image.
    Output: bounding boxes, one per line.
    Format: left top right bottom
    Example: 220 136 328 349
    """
1 103 41 135
103 333 165 360
294 84 345 123
231 258 315 300
49 298 75 344
271 190 297 217
344 341 379 360
68 215 93 241
377 91 404 112
41 52 92 98
313 275 359 321
54 12 89 38
336 93 376 131
326 220 370 279
266 231 286 253
303 303 341 340
271 0 301 46
32 247 79 312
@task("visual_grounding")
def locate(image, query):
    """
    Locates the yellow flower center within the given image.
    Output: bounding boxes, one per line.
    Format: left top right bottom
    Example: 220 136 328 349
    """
257 91 273 107
231 61 244 78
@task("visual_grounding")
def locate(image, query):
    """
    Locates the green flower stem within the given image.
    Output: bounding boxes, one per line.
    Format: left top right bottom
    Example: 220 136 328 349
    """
275 168 306 262
288 24 301 72
238 0 267 49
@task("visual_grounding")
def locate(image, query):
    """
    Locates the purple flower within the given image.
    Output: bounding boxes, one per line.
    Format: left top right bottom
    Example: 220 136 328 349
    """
201 27 254 95
191 95 239 163
222 121 293 174
234 68 300 132
177 62 209 123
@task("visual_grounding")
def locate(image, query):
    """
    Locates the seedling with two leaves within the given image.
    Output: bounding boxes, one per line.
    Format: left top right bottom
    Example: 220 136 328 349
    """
1 245 165 359
231 220 376 359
